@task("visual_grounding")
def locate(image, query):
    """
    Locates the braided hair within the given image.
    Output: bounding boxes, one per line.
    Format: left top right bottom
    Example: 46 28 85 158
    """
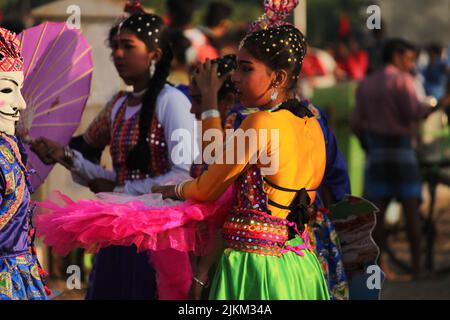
109 13 173 176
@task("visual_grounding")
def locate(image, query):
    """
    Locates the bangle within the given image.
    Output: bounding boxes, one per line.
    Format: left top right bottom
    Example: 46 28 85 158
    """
63 146 74 167
193 276 209 288
201 109 220 120
175 180 189 200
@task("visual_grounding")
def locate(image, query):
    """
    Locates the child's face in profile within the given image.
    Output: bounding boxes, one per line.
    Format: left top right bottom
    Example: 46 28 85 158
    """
188 77 236 121
232 49 274 108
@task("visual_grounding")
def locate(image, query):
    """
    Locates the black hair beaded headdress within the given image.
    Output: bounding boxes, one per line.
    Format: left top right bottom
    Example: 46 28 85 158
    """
239 0 307 83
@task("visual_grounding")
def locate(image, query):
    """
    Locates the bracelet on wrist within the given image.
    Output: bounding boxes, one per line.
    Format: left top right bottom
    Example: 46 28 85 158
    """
201 109 220 120
175 180 189 200
193 276 209 288
63 146 74 167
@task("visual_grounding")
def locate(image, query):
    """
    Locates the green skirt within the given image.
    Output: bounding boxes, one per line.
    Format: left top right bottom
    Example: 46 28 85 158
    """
209 236 330 300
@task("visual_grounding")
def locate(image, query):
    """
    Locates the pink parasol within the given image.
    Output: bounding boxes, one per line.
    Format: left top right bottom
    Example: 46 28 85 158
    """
16 22 93 190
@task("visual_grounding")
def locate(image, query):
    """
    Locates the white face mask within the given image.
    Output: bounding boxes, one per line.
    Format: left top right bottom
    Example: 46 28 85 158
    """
0 71 26 135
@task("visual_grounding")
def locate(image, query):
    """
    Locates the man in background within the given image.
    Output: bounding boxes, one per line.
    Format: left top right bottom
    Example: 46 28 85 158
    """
352 39 450 280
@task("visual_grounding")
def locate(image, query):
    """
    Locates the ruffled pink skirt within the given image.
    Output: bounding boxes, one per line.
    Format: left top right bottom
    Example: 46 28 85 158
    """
35 188 234 299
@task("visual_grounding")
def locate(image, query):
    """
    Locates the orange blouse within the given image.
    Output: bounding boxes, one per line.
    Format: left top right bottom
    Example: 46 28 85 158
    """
182 110 326 219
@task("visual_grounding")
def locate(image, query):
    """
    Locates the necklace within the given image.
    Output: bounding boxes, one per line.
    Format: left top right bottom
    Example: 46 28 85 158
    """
130 88 147 98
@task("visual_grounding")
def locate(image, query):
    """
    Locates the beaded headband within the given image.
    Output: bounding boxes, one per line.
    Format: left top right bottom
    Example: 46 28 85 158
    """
213 54 238 94
115 1 162 48
0 27 24 73
119 13 163 47
239 0 306 81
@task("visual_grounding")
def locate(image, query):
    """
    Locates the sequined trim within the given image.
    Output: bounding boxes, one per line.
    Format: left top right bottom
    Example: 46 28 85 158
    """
222 209 289 257
110 97 171 183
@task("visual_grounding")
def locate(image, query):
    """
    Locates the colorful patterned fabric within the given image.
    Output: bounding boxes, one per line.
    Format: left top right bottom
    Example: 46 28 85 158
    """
210 164 329 300
0 254 47 300
0 28 24 72
0 138 26 232
85 93 171 184
83 91 175 181
222 209 290 257
310 208 349 300
0 133 48 300
226 103 349 300
82 93 119 151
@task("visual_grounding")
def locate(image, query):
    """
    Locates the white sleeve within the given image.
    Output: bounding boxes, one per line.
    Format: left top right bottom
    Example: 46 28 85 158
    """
70 150 117 186
123 86 200 195
123 167 192 195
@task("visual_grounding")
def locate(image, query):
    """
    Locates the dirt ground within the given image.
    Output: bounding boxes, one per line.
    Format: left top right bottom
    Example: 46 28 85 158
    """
380 184 450 300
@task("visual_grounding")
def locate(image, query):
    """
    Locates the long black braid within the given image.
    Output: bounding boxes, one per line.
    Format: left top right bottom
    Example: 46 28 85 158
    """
109 13 173 176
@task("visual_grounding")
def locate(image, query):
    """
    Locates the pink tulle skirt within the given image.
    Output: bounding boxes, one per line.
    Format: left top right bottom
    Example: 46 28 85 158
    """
35 187 234 299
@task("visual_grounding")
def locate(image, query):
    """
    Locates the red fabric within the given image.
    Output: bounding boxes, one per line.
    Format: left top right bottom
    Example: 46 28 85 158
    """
302 53 327 77
151 249 193 300
0 27 24 72
337 50 368 81
338 14 351 38
196 44 219 63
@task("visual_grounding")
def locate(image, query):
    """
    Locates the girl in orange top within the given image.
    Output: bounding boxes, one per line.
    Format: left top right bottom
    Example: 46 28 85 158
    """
154 2 330 299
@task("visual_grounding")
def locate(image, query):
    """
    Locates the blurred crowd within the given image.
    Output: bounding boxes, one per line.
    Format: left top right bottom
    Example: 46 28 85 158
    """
1 0 448 104
157 0 449 105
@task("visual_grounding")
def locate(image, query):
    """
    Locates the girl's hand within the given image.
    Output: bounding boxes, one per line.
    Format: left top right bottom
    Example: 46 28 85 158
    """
30 137 74 168
194 59 227 111
151 185 178 200
194 59 226 96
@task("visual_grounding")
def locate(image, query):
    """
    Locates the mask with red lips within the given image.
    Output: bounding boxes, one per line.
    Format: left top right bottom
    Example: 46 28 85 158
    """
0 27 26 135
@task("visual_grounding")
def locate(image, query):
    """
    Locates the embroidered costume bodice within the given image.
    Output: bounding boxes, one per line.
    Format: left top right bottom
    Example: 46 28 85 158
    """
110 95 171 184
0 134 33 258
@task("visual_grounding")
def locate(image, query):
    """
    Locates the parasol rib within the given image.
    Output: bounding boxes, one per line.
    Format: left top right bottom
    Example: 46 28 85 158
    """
28 34 86 100
33 95 90 119
24 22 48 80
30 47 92 105
33 68 93 112
24 24 67 97
26 31 84 101
32 122 79 128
